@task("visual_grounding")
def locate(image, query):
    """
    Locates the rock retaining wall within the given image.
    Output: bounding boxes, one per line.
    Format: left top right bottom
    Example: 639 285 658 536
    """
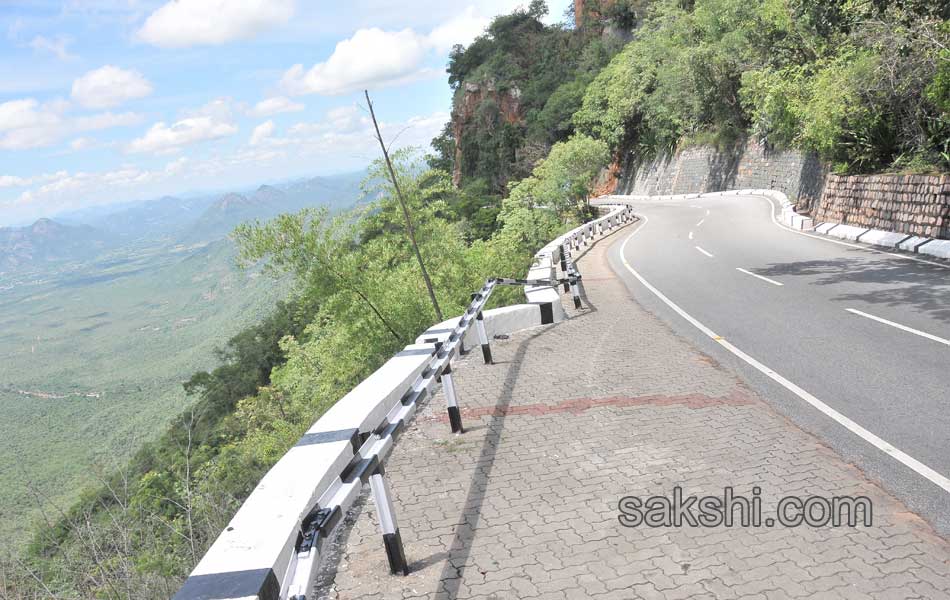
614 139 948 239
615 139 829 212
812 174 950 239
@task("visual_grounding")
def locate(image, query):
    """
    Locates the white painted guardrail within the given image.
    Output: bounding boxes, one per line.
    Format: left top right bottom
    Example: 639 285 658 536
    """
172 202 636 600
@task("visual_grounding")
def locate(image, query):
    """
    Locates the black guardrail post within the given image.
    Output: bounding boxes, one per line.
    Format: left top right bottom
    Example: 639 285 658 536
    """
369 465 409 576
559 245 570 292
434 341 464 433
471 290 493 364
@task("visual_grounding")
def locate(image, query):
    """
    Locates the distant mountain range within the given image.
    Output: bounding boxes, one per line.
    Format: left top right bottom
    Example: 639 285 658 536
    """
0 170 367 273
0 219 112 271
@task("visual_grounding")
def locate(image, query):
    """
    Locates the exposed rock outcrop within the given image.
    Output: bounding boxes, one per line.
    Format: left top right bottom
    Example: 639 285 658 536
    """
451 80 525 187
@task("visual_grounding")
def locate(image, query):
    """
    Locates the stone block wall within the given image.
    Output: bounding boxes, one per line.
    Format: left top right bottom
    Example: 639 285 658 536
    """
812 174 950 239
613 138 949 240
615 139 826 208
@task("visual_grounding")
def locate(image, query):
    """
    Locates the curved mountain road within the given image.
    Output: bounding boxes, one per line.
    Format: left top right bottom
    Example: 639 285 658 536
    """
609 193 950 534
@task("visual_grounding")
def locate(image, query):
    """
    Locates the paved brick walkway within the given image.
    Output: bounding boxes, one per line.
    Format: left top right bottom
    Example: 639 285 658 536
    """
322 226 950 599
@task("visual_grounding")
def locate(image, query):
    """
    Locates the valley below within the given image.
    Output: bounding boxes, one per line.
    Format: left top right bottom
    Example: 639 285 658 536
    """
0 171 363 548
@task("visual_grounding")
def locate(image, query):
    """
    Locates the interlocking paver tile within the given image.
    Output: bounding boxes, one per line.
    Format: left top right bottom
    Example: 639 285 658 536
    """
317 226 950 599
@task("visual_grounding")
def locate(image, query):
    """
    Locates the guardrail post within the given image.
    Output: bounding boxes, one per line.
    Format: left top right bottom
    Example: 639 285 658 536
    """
569 275 581 309
559 246 570 292
369 466 410 576
439 361 464 433
474 309 493 365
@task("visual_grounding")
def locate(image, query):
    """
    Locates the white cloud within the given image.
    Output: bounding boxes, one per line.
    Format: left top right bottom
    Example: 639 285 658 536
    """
9 159 188 215
250 96 304 117
29 35 78 61
0 99 56 132
249 120 275 146
0 98 65 149
2 108 450 225
427 6 490 52
0 98 145 150
281 28 431 96
278 7 494 97
0 175 29 188
268 106 448 164
128 116 237 154
137 0 295 48
71 66 153 109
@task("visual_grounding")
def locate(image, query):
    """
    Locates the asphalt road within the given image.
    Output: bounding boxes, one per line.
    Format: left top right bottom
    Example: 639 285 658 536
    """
608 193 950 535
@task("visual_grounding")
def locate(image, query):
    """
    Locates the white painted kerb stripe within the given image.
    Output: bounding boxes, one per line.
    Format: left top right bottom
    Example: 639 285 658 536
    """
619 218 950 494
695 246 714 258
846 308 950 347
736 268 783 287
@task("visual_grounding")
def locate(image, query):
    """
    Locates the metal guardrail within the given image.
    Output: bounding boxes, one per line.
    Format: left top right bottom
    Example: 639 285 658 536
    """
172 202 635 600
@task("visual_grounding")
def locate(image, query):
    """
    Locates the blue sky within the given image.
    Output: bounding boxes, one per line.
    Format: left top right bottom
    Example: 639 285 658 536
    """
0 0 571 226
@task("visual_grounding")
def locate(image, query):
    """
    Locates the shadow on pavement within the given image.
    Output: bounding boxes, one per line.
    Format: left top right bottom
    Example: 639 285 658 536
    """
757 252 950 324
432 325 554 599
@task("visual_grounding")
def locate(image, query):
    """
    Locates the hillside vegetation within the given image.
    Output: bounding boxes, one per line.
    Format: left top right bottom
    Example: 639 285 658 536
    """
573 0 949 173
5 0 946 597
2 115 608 599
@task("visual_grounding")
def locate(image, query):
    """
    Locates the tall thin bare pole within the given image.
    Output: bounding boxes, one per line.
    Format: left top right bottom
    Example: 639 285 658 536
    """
365 90 444 322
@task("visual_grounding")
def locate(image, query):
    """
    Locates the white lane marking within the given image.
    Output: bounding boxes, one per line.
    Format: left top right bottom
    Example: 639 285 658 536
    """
619 217 950 494
688 231 694 240
690 204 703 209
696 218 706 227
695 246 714 258
705 209 711 216
759 195 950 271
846 308 950 347
736 268 783 287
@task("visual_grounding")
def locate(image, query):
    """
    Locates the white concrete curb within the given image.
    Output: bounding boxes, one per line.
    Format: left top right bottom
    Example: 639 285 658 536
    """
608 189 949 259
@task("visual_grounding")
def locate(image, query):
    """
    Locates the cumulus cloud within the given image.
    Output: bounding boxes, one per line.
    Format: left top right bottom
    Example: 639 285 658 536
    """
71 66 153 109
0 97 143 150
249 120 275 146
128 116 237 154
137 0 295 48
279 7 495 97
250 96 304 117
281 28 432 96
0 98 65 150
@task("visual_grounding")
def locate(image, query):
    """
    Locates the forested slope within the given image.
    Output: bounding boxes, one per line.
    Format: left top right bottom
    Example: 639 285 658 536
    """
4 1 946 597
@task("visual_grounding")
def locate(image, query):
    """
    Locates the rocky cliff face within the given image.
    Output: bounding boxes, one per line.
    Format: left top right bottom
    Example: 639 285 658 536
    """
451 80 525 187
574 0 614 29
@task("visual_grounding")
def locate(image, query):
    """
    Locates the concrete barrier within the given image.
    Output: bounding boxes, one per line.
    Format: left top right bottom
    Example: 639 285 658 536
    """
173 201 635 600
856 230 912 249
898 236 934 253
919 239 950 260
829 225 871 241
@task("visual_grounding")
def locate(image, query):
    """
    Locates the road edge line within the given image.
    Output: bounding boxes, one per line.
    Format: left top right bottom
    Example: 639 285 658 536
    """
618 219 950 495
